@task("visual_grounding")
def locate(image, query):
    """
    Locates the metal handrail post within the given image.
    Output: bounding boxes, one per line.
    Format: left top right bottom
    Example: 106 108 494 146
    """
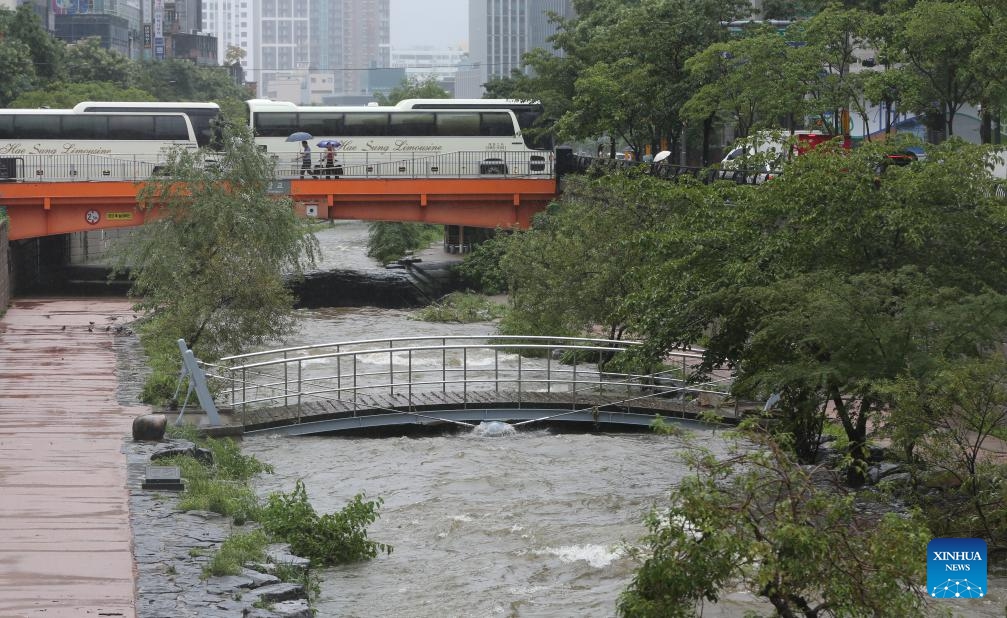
463 347 468 406
442 338 447 393
389 340 395 396
297 360 303 423
283 350 289 408
230 365 236 415
598 354 604 396
242 367 247 414
408 348 413 405
337 344 342 400
494 349 499 393
572 358 577 409
547 347 552 393
353 352 358 415
517 352 522 408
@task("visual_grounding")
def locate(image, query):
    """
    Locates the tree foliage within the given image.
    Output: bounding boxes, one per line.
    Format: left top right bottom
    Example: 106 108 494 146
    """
373 76 449 105
0 4 62 82
887 355 1007 546
365 221 441 265
618 431 930 617
887 0 986 138
11 81 155 109
63 37 131 85
113 121 319 363
498 172 710 340
625 140 1007 481
259 480 392 566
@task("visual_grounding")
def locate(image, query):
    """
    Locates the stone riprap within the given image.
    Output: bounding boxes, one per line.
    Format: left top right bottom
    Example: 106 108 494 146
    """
127 438 312 618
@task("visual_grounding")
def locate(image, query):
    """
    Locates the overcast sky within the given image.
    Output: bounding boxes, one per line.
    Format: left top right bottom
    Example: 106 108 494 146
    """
390 0 468 49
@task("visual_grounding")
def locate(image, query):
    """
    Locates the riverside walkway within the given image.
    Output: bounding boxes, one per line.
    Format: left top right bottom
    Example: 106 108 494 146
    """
0 298 138 618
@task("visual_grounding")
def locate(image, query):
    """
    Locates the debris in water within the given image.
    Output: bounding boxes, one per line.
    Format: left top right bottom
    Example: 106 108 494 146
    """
473 421 516 437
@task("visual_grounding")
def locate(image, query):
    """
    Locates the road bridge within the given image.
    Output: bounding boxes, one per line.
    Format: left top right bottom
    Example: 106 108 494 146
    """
0 153 558 241
177 336 762 437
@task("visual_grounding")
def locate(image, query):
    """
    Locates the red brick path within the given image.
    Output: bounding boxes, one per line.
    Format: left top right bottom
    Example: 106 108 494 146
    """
0 298 139 618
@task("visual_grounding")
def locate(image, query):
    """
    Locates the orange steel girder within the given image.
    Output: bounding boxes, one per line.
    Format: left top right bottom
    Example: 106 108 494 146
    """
0 178 559 241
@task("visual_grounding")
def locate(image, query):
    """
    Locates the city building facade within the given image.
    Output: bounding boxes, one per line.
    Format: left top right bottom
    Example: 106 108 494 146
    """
391 45 466 82
457 0 574 98
201 0 390 103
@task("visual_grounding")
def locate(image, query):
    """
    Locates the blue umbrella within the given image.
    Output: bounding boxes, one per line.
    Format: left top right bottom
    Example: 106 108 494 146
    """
286 131 313 142
317 139 342 148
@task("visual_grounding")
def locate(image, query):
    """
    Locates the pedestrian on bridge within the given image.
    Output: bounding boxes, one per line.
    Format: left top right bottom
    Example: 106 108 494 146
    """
300 141 312 179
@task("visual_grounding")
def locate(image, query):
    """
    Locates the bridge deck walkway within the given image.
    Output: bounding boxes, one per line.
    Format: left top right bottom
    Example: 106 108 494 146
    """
224 388 758 436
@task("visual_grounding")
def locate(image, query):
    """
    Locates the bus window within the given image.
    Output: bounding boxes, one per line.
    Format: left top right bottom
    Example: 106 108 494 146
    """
390 112 435 136
155 115 189 140
297 112 344 137
480 113 515 137
254 112 298 137
63 115 109 140
344 112 389 136
15 115 60 139
436 113 480 137
109 115 154 140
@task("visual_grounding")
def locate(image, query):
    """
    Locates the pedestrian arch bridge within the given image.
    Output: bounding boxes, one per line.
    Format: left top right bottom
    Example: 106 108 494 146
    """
178 336 760 437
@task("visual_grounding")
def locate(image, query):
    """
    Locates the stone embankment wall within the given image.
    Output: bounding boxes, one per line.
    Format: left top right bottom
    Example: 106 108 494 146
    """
0 218 10 312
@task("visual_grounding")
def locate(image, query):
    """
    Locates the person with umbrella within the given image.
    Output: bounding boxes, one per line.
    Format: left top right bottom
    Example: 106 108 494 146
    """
318 139 342 178
300 140 312 178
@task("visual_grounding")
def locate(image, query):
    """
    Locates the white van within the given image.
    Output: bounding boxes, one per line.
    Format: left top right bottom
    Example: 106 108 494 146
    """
718 131 787 183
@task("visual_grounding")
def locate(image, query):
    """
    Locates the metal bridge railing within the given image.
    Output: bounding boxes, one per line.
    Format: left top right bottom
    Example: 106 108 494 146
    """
199 336 735 426
272 149 554 179
0 150 554 183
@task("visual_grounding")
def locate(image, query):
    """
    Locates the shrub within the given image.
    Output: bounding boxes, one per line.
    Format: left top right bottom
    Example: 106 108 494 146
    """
259 480 392 566
203 530 268 577
413 292 506 323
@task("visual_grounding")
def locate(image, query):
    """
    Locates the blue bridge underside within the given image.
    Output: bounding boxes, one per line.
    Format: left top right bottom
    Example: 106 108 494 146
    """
243 405 723 437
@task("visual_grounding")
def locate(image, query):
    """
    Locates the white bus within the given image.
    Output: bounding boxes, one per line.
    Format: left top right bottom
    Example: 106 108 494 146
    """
73 101 222 149
245 98 550 178
394 98 552 150
0 109 199 182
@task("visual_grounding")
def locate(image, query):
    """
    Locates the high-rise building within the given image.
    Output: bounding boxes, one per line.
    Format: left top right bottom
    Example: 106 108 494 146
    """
457 0 574 98
391 45 467 82
52 0 141 58
202 0 388 103
203 0 255 73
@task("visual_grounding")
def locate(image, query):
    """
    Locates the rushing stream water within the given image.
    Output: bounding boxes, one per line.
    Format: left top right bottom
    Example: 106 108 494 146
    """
234 222 766 616
219 222 1005 616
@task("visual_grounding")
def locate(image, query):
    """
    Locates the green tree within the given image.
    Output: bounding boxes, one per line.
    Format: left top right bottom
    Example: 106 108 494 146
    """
114 121 319 363
0 4 62 83
618 430 930 617
12 81 155 109
683 27 801 138
889 0 986 138
498 172 710 340
0 39 37 105
888 355 1007 545
259 480 391 566
788 7 878 135
366 221 440 265
536 0 747 160
224 45 246 65
130 59 249 121
627 140 1007 481
64 37 131 86
372 76 449 105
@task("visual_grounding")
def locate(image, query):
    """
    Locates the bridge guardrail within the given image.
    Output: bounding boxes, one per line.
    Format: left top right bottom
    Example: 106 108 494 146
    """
200 336 735 426
0 149 555 183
